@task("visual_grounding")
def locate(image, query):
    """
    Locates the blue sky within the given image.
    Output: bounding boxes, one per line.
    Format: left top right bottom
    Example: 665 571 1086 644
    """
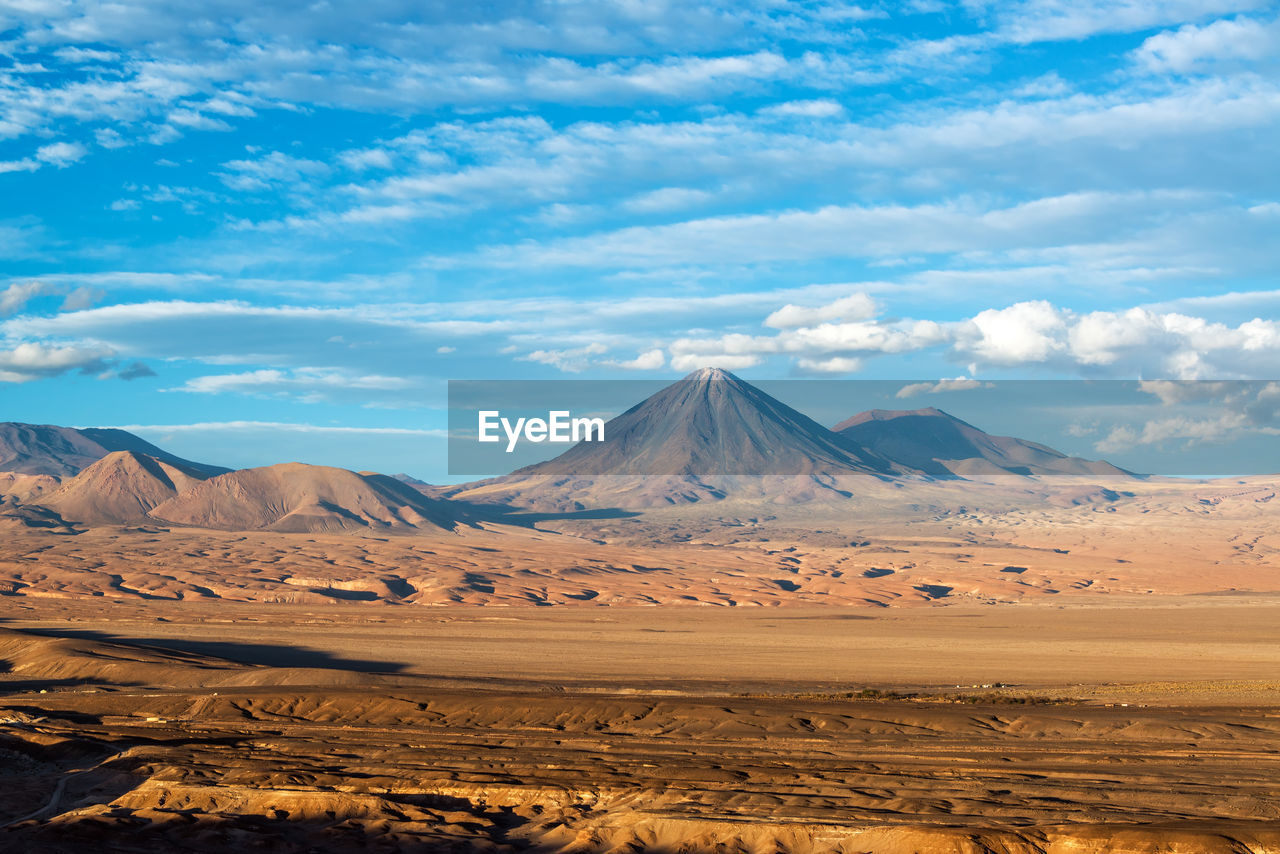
2 0 1279 478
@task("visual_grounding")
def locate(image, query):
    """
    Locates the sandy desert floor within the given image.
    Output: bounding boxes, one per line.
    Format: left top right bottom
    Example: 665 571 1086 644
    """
2 477 1279 851
2 600 1279 852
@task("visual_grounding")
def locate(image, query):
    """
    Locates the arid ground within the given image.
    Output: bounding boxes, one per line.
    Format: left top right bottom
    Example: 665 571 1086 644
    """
3 542 1280 851
2 470 1279 852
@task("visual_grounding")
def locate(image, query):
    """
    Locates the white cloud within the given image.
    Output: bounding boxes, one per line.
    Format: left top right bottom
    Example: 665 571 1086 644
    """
958 301 1068 365
0 341 114 382
765 293 877 328
218 151 329 192
797 356 862 373
106 420 446 437
1 142 86 173
1135 15 1280 72
1095 412 1249 452
339 147 394 171
758 99 844 118
605 348 665 370
54 47 119 63
166 108 233 132
168 367 415 396
669 351 762 372
452 190 1222 271
668 297 1280 379
1136 379 1237 404
208 64 1280 238
621 187 713 214
955 303 1280 377
60 285 103 312
34 140 87 167
1013 72 1071 97
993 0 1271 46
0 158 39 173
896 377 993 398
0 281 54 316
1130 379 1280 432
158 61 1280 244
520 342 609 372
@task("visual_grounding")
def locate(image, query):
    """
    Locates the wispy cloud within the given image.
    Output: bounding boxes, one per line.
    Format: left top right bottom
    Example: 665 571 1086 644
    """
167 367 416 399
104 420 446 437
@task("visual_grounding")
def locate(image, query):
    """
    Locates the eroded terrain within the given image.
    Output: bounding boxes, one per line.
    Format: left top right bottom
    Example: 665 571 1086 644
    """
2 475 1279 851
2 603 1280 852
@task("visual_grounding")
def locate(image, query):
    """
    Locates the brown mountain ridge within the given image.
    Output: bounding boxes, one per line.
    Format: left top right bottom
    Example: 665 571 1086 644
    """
835 407 1135 478
4 369 1136 526
0 422 228 477
149 463 463 534
42 450 211 525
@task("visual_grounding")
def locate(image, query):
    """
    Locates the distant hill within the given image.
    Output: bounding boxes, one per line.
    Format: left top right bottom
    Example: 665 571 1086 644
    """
42 450 211 525
0 422 228 478
149 462 463 533
0 418 471 532
391 472 433 490
834 407 1133 478
0 471 59 502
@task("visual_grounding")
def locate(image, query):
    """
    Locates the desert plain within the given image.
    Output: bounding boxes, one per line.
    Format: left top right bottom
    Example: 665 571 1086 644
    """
2 467 1280 853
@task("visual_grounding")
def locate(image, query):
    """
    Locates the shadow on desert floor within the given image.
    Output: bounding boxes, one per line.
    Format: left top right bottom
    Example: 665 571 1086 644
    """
2 625 412 674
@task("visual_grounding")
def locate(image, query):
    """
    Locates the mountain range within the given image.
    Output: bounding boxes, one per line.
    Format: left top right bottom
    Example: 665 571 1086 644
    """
0 422 230 478
1 369 1133 529
17 451 466 533
441 368 1132 509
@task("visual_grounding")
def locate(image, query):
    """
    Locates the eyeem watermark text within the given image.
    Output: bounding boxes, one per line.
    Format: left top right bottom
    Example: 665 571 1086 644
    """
478 410 606 452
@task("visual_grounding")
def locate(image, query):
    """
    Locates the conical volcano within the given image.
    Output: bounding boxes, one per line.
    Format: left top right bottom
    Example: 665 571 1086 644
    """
442 368 910 511
518 367 898 477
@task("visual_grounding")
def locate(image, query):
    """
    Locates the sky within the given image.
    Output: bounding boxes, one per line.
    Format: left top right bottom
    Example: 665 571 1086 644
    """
1 0 1279 478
